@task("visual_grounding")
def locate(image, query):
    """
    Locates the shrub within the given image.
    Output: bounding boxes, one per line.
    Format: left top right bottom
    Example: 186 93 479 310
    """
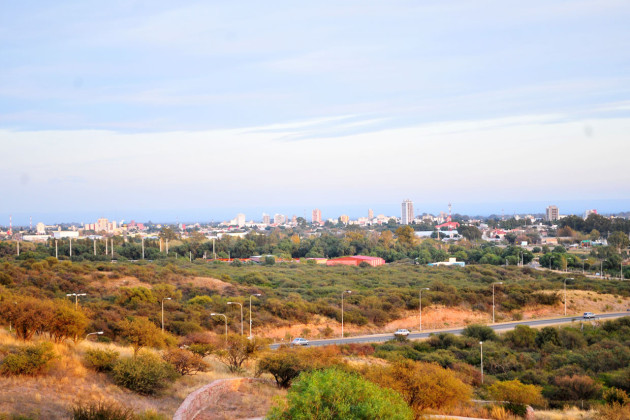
161 348 208 376
364 360 472 415
215 334 266 373
554 375 602 401
267 368 413 420
603 388 630 406
0 342 56 375
72 401 134 420
117 317 166 356
489 379 545 407
463 324 497 342
84 348 120 372
112 353 178 395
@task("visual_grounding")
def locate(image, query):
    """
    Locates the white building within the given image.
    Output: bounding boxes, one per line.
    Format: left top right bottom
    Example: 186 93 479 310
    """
401 199 414 225
52 231 79 239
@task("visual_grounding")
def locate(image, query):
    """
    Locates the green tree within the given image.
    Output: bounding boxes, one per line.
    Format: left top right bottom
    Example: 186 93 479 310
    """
463 324 497 342
257 350 307 388
268 368 413 420
49 303 89 343
608 231 630 251
395 226 416 247
459 225 482 242
489 379 545 406
215 334 266 372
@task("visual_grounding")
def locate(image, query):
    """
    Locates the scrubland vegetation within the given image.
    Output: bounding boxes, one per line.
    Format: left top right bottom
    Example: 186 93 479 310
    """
1 247 629 418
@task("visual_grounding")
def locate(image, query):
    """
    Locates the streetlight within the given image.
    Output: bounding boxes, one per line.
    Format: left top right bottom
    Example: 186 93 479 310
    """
211 313 228 344
66 292 87 309
480 341 484 384
419 288 430 331
249 293 262 338
564 278 573 316
9 301 16 332
227 302 244 336
492 282 503 323
341 290 351 338
161 297 172 332
86 331 103 340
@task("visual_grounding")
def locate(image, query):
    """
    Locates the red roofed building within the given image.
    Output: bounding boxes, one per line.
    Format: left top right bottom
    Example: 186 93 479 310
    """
326 255 385 267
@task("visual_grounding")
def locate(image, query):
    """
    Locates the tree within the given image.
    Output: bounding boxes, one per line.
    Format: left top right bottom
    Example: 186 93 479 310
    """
459 225 482 242
364 360 471 415
504 325 536 350
489 379 545 406
554 375 602 401
162 348 208 376
257 350 307 388
49 304 89 343
117 317 166 356
9 297 54 340
267 368 413 420
608 231 630 251
395 226 417 247
215 334 266 372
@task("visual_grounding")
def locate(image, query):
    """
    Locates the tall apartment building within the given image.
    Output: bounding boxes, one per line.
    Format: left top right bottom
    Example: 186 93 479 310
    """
274 214 286 225
312 209 322 224
401 199 414 225
546 205 559 222
368 209 374 220
262 213 270 225
339 214 349 224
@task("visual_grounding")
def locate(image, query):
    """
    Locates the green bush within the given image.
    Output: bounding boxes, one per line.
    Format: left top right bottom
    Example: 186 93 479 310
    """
463 324 497 342
84 348 120 372
111 353 178 395
0 342 56 376
267 368 413 419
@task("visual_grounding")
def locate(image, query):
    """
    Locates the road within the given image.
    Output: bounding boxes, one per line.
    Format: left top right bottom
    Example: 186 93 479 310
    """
270 312 629 349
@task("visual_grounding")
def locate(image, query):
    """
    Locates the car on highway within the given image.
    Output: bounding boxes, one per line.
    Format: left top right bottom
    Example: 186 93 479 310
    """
394 329 410 337
291 337 309 346
583 312 596 319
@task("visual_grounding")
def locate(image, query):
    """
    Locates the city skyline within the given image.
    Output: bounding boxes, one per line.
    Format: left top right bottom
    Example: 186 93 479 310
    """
3 198 630 227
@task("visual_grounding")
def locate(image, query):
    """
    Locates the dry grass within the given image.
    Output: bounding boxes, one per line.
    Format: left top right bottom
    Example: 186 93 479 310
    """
533 407 597 420
195 380 285 420
0 330 247 419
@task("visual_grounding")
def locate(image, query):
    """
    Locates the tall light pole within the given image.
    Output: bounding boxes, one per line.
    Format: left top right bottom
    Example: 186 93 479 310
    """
249 293 262 338
66 292 87 309
211 313 228 344
564 278 573 316
480 341 484 384
492 282 503 323
86 331 103 341
341 290 351 338
227 301 243 336
55 240 58 259
161 297 172 332
142 237 145 260
419 288 429 331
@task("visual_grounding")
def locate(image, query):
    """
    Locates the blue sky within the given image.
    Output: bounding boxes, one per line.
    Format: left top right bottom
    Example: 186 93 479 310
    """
1 1 630 224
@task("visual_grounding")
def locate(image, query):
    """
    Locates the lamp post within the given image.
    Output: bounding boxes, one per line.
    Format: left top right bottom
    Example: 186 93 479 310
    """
564 278 573 316
161 297 172 332
211 313 228 344
86 331 103 341
9 301 16 332
492 282 503 323
341 290 351 338
249 293 262 338
419 288 430 331
227 301 243 336
66 292 87 309
480 341 484 384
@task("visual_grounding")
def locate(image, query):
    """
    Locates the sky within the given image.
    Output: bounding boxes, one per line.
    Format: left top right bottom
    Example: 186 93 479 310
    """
1 1 630 225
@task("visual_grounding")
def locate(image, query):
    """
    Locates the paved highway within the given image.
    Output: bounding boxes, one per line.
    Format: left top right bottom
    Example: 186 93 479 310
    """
269 312 629 349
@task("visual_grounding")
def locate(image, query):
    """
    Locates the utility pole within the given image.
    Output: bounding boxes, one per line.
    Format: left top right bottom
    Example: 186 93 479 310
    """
93 239 96 256
111 238 114 259
55 240 58 259
142 237 145 260
69 238 72 257
16 241 19 257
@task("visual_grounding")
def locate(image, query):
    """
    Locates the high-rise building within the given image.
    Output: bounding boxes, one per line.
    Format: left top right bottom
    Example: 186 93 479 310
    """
401 199 414 225
262 213 270 225
546 205 559 222
312 209 322 224
339 214 349 224
368 209 374 220
274 214 286 225
235 213 246 227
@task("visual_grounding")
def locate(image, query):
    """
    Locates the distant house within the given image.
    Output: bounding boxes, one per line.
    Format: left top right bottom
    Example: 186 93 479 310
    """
428 257 465 267
326 256 385 267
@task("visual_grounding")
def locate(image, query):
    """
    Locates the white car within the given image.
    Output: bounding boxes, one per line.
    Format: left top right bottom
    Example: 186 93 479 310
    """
394 329 410 337
291 337 309 346
583 312 596 319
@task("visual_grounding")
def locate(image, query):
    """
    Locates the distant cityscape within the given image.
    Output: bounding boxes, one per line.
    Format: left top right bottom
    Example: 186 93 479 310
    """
0 200 625 248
